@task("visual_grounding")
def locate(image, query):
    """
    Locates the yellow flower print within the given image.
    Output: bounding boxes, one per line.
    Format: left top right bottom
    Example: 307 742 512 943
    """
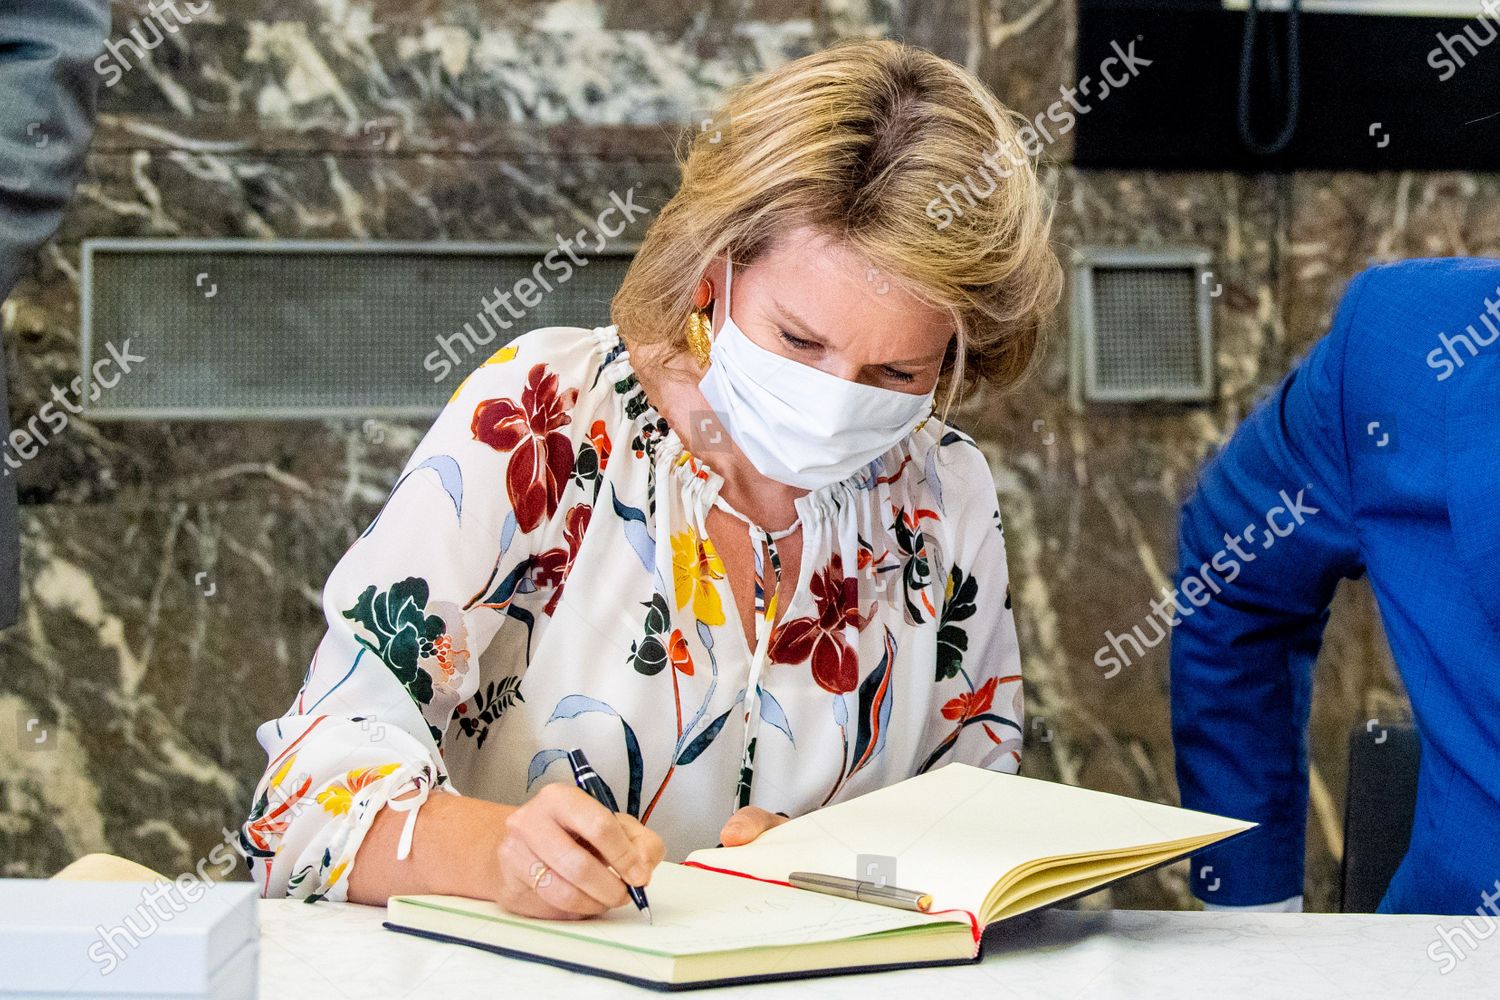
316 763 400 817
446 346 521 403
270 753 297 789
671 527 726 626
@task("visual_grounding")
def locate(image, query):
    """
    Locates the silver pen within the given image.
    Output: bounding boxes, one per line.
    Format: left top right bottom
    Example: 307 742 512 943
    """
787 871 933 912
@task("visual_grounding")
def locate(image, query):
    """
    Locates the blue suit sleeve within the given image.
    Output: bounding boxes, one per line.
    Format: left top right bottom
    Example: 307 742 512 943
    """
0 0 108 630
0 0 108 297
1170 270 1374 906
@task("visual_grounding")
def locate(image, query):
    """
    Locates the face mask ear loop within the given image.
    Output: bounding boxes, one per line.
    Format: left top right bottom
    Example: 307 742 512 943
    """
722 259 734 325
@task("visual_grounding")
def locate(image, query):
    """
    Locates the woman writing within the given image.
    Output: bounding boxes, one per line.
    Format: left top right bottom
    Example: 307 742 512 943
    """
242 38 1060 920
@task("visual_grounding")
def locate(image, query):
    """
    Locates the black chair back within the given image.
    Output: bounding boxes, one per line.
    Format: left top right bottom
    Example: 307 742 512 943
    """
1340 720 1420 913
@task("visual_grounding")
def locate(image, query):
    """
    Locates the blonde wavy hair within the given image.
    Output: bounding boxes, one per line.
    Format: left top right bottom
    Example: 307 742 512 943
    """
611 38 1062 416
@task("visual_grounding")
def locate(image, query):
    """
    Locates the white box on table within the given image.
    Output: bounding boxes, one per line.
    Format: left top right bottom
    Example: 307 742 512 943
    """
0 879 257 999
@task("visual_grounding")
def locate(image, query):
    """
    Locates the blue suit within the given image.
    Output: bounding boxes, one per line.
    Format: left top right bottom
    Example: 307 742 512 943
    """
1171 257 1500 914
0 0 108 628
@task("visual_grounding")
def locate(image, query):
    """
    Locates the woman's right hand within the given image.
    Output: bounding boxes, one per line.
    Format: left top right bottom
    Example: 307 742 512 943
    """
493 782 664 920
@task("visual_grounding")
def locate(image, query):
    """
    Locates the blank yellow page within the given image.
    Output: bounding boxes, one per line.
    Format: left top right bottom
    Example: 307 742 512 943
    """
685 762 1254 919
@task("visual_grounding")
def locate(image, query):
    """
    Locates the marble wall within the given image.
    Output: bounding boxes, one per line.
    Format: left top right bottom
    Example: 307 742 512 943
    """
4 0 1474 912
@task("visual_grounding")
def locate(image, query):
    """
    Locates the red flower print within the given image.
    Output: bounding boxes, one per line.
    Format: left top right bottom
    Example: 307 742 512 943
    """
529 503 592 616
243 755 312 858
768 552 874 694
668 628 694 676
940 676 997 723
590 419 612 472
471 363 579 532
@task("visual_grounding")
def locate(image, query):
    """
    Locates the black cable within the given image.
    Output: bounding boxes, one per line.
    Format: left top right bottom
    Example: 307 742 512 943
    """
1237 0 1303 157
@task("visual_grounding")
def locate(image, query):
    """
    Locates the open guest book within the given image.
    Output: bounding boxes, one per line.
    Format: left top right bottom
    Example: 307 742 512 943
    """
383 762 1255 990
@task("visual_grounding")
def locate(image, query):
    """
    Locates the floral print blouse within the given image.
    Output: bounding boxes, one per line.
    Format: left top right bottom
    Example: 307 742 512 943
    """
241 323 1023 902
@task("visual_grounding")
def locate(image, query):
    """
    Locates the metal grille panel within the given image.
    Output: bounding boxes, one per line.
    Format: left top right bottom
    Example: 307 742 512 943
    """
81 240 636 419
1071 247 1215 404
1092 267 1203 394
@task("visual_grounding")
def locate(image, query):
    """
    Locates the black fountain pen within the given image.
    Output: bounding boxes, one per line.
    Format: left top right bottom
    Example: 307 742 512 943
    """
566 748 652 923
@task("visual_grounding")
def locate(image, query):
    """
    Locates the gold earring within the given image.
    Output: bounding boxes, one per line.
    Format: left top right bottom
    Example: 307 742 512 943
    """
914 402 937 434
687 277 713 367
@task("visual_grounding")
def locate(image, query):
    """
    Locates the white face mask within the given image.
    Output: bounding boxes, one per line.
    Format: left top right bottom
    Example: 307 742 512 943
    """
697 262 936 491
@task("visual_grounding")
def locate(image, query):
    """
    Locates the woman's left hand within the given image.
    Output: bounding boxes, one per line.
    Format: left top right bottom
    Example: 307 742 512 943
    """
717 806 790 847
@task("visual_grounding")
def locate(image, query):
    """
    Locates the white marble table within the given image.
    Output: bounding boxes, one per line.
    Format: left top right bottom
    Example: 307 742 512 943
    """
259 899 1493 998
